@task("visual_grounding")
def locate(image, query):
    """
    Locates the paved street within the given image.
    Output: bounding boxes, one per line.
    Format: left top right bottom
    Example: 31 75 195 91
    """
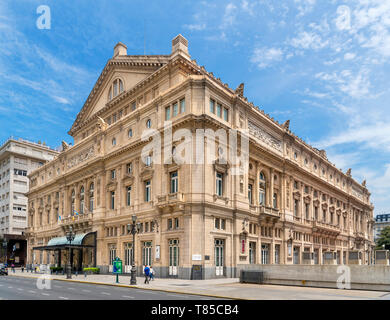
3 271 390 300
0 276 222 300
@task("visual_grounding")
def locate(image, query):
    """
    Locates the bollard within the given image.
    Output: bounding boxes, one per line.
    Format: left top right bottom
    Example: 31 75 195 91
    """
84 272 87 279
116 273 119 284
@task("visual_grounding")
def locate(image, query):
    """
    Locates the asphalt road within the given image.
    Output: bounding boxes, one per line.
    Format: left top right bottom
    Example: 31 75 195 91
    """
0 276 223 300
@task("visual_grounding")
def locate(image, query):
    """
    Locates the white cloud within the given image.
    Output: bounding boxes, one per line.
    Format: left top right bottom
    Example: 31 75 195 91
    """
290 31 329 50
294 0 316 17
184 23 206 31
344 52 356 60
251 47 283 69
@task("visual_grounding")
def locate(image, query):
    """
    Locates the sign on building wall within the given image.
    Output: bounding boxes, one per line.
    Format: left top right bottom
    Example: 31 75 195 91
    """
192 254 202 261
155 245 160 260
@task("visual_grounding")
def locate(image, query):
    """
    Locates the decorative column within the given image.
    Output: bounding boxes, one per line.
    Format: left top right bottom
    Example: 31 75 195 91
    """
269 168 274 208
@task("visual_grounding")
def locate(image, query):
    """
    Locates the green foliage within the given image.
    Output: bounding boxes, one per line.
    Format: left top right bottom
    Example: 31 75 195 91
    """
376 226 390 250
50 267 64 272
83 267 100 274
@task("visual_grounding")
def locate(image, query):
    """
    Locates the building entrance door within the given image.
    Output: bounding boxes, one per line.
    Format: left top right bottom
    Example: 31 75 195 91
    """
314 249 319 264
249 242 256 264
142 241 152 267
169 239 179 276
215 239 224 276
261 244 269 264
293 247 300 264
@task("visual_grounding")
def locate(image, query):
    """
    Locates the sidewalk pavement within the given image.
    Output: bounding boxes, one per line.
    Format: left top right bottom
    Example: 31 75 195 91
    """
7 269 390 300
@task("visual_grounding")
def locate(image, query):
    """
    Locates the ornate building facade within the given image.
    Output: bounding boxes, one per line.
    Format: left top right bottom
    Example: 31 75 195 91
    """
26 35 375 279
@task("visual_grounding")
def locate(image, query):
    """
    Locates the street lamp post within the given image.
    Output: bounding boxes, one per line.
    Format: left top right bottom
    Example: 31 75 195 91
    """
127 215 140 285
66 226 75 279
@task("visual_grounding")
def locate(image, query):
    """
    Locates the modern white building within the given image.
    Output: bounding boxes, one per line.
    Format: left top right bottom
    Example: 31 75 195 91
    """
0 137 58 236
374 214 390 242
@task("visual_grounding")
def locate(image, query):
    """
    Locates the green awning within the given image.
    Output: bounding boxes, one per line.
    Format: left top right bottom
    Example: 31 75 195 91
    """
47 233 87 246
33 232 96 251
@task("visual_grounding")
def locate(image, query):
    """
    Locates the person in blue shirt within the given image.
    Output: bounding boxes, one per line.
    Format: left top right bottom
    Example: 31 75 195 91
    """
144 265 150 284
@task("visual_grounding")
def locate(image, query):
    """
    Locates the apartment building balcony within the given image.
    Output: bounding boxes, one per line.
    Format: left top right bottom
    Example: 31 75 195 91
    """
312 220 340 237
354 231 366 242
255 205 281 223
156 192 184 210
60 211 93 231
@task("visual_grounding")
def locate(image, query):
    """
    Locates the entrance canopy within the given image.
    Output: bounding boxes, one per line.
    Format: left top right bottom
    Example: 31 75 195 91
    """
33 232 96 251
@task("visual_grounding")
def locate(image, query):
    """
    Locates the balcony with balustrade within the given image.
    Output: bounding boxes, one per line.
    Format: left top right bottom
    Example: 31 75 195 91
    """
312 220 340 237
156 192 185 210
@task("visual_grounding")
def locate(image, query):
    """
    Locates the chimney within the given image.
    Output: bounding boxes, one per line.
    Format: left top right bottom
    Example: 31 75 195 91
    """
113 42 127 57
171 34 190 60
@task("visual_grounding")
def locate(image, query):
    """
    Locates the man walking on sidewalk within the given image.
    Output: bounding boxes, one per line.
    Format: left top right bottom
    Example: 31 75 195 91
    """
144 265 150 284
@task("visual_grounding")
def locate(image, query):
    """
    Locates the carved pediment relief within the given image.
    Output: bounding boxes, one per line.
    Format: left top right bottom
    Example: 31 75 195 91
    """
213 160 230 174
342 211 348 217
313 199 320 207
122 175 135 186
106 180 117 191
304 195 311 204
329 206 335 213
321 203 328 210
140 166 154 180
336 209 342 215
293 191 301 200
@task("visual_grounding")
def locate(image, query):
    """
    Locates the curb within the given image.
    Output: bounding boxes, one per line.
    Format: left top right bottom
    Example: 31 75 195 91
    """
8 274 245 300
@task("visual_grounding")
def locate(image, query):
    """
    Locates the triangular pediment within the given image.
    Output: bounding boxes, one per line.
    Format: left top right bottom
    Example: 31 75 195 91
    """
69 55 170 136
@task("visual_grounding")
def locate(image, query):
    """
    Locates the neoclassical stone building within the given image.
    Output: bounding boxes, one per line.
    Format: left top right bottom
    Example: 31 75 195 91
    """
26 35 375 279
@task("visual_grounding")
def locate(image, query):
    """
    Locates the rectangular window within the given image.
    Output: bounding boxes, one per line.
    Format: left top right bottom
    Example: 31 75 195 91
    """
170 171 178 193
145 222 149 233
294 200 299 216
165 106 171 120
215 218 220 229
145 180 151 202
111 191 115 210
223 108 228 121
216 172 223 196
180 99 185 113
221 219 226 230
168 218 172 230
174 217 179 229
248 184 253 204
210 99 215 113
217 103 222 117
111 170 116 179
173 103 178 117
126 163 132 175
131 101 136 111
126 186 131 206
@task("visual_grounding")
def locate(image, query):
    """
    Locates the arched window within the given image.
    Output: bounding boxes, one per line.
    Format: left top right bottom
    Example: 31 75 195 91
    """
273 193 278 209
80 186 85 214
259 172 266 206
89 183 94 212
146 119 151 128
108 79 124 101
71 189 75 216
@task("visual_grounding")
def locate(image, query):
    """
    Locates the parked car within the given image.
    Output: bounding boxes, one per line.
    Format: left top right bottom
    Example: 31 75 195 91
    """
0 264 8 275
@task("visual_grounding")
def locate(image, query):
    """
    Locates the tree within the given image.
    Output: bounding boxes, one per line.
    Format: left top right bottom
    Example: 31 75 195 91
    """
376 226 390 250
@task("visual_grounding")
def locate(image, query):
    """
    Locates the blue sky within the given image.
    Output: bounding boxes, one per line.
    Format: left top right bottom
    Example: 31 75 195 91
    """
0 0 389 214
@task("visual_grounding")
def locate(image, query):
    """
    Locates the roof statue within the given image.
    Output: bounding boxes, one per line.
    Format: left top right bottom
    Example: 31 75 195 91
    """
282 120 290 130
97 116 108 131
235 83 244 97
346 168 352 177
61 141 69 151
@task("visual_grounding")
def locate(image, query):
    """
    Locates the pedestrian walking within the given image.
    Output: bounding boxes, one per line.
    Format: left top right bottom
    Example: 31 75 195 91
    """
11 263 15 273
21 265 24 273
150 266 155 281
144 265 150 284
